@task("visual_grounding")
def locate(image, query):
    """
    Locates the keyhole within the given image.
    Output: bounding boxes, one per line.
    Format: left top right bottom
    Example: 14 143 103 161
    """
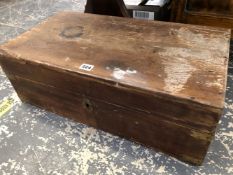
85 102 90 109
83 99 93 112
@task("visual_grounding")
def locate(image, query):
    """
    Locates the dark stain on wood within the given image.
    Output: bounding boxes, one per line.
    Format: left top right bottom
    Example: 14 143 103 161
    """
60 26 84 39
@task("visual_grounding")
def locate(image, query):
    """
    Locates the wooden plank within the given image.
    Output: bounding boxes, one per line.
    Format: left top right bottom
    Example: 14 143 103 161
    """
0 12 230 165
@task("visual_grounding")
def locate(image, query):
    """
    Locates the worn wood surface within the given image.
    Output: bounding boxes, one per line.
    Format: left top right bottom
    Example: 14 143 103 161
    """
0 12 230 165
171 0 233 38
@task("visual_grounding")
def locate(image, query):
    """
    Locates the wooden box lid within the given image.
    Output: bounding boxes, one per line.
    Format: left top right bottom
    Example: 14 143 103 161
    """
0 12 230 110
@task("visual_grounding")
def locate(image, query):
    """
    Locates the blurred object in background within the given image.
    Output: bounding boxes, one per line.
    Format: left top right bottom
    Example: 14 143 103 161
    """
85 0 171 21
171 0 233 38
187 0 233 14
124 0 171 21
85 0 130 17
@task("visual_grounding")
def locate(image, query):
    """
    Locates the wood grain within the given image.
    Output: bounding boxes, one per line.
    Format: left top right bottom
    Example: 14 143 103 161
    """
0 12 230 165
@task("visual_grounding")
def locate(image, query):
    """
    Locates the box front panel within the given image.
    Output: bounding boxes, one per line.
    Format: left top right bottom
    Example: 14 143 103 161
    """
0 58 216 165
9 75 212 165
0 58 221 133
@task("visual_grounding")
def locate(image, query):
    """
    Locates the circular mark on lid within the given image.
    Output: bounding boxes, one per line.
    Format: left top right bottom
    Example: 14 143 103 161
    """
60 26 84 39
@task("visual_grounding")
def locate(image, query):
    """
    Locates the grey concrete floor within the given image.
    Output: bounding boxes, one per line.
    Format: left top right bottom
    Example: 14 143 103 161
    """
0 0 232 174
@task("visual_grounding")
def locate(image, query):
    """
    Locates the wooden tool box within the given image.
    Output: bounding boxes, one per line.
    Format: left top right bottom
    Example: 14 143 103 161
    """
0 12 230 165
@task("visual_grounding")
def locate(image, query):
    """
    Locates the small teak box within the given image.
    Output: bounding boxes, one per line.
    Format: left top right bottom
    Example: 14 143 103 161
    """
0 12 230 165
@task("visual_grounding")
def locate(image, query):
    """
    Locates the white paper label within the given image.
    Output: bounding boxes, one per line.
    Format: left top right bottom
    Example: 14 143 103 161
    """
146 0 169 6
79 64 94 71
124 0 142 6
133 10 154 20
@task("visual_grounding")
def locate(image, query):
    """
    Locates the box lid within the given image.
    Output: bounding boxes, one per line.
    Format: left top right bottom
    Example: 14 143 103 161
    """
0 12 230 109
